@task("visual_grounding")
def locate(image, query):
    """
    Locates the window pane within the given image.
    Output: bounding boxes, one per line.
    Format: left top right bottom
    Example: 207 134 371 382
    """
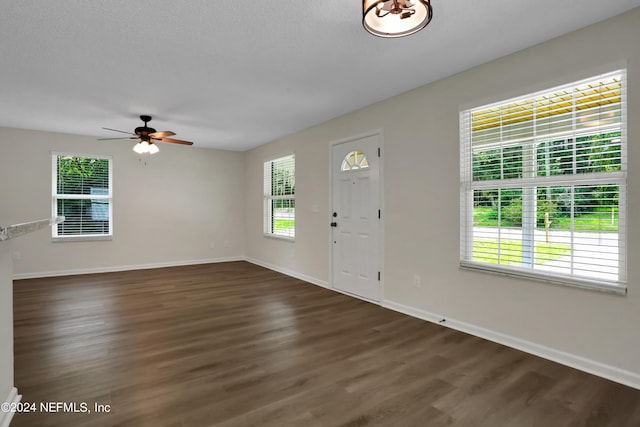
572 184 619 280
536 139 574 176
341 151 370 171
56 199 110 235
57 157 109 195
537 132 622 177
500 189 523 227
533 185 620 281
264 155 295 238
534 185 621 232
503 146 523 179
473 189 499 226
472 148 500 181
53 154 112 239
271 157 295 196
472 189 524 265
471 184 621 281
472 145 523 181
576 132 621 173
536 186 571 229
574 185 619 232
272 198 295 238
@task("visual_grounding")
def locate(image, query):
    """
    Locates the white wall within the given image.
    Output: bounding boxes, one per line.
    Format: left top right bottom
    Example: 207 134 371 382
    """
245 8 640 381
245 128 332 283
0 127 245 276
0 243 13 406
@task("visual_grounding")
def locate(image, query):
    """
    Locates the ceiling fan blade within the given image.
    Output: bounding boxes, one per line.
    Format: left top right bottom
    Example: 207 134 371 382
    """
102 127 135 135
149 131 176 138
98 137 137 140
155 137 194 146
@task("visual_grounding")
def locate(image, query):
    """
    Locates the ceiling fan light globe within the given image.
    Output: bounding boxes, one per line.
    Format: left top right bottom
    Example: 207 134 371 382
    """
148 143 160 154
141 141 151 153
133 143 145 154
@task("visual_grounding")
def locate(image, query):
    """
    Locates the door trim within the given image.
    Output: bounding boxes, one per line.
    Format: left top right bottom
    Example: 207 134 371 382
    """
329 129 385 303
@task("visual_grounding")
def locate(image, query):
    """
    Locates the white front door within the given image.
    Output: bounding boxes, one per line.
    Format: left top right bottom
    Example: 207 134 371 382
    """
331 134 381 301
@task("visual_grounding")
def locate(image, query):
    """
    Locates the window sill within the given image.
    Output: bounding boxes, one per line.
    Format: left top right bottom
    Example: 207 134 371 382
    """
459 261 627 296
263 233 295 242
52 235 113 243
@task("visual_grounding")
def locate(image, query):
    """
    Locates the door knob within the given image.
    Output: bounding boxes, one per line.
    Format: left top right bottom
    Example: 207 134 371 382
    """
330 222 337 227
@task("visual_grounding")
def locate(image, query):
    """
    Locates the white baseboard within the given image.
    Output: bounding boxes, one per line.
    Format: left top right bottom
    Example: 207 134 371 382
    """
13 256 245 280
244 257 329 289
0 387 21 427
383 299 640 390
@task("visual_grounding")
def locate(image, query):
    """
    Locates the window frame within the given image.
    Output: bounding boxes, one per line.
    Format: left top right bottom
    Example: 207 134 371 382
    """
51 152 113 242
263 154 295 241
459 71 627 294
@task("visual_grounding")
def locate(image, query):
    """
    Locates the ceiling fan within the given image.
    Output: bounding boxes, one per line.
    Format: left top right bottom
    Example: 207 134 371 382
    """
99 115 194 154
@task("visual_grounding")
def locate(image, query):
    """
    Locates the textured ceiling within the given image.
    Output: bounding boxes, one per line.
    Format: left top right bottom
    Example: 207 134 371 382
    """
1 0 639 151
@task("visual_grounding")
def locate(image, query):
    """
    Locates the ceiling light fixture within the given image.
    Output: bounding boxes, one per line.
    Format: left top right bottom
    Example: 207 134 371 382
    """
132 138 159 154
100 115 193 155
363 0 433 38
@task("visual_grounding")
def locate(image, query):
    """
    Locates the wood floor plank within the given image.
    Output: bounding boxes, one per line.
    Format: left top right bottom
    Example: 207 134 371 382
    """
10 261 640 426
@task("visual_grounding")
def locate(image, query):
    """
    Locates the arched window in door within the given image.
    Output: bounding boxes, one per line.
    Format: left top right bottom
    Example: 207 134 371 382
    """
341 151 369 171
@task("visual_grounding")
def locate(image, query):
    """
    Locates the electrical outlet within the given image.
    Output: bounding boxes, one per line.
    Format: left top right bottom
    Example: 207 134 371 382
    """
412 274 421 288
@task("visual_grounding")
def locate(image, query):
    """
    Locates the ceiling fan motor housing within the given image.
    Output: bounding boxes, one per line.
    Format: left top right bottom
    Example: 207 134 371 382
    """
135 116 155 140
135 126 156 137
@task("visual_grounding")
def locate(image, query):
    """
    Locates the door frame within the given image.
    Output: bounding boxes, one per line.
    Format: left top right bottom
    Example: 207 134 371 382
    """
329 129 385 303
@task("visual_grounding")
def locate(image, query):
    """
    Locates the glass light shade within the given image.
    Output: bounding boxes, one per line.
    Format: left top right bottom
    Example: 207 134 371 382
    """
363 0 433 38
133 140 151 154
148 143 160 154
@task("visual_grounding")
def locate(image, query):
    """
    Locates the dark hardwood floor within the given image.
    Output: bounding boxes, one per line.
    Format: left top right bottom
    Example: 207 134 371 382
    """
11 261 640 426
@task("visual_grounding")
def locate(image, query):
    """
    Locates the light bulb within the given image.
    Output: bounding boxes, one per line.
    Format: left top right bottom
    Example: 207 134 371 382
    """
148 143 159 154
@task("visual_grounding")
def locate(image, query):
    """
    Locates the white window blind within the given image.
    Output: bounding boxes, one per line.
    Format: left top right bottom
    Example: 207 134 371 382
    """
460 70 626 293
52 154 113 240
264 154 295 239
